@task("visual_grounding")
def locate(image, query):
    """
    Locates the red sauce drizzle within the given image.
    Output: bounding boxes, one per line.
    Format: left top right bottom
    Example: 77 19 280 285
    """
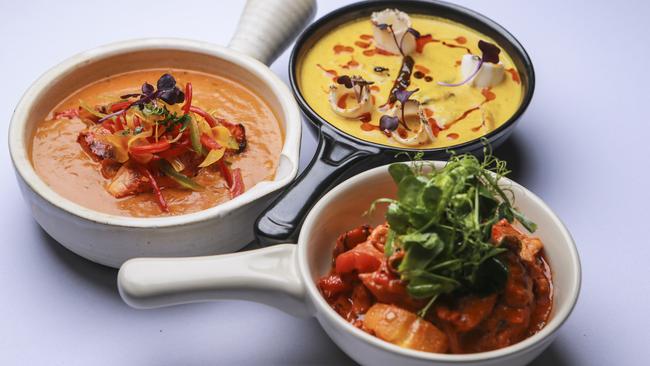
360 34 374 40
355 41 371 49
397 128 408 138
362 48 397 57
316 64 338 80
414 65 430 74
337 94 348 109
427 118 441 137
416 34 440 53
481 88 496 103
340 58 360 69
451 107 480 125
507 68 521 84
455 36 467 44
360 121 375 130
369 85 380 93
333 44 354 54
447 133 460 140
455 59 462 67
442 41 472 53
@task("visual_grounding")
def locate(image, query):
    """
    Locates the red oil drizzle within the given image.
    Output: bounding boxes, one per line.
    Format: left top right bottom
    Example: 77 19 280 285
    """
369 85 380 93
424 76 433 82
427 118 441 137
333 44 354 54
340 58 360 69
455 36 467 44
413 71 425 79
507 68 521 84
371 95 376 105
337 94 348 109
455 59 462 67
363 48 397 57
481 88 496 103
355 41 371 49
360 34 374 40
423 108 434 118
414 65 430 74
447 133 460 140
359 113 372 123
317 64 338 80
416 34 439 53
442 41 472 53
451 107 480 125
397 128 408 138
471 124 483 132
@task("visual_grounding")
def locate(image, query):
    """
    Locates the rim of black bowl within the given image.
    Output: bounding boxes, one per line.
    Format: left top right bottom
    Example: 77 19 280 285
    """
289 0 535 154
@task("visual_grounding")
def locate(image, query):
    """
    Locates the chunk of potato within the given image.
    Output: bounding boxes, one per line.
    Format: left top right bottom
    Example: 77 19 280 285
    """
363 303 448 353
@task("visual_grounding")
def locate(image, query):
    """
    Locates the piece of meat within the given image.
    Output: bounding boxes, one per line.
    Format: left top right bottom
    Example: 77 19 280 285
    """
333 225 372 258
77 125 114 161
435 294 497 332
492 219 544 263
335 242 384 274
106 164 150 198
363 303 449 353
359 262 425 311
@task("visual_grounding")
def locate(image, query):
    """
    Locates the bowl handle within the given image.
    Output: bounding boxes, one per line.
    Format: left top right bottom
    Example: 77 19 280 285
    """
255 124 382 246
228 0 317 65
118 244 311 317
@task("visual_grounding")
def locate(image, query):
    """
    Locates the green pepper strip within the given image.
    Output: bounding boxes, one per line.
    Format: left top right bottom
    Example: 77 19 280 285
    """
188 117 205 155
158 160 204 191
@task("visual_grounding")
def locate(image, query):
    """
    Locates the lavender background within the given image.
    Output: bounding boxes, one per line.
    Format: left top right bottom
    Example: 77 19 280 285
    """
1 0 649 365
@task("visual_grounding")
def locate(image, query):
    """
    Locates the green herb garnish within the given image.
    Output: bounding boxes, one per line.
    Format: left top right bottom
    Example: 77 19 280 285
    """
371 151 536 317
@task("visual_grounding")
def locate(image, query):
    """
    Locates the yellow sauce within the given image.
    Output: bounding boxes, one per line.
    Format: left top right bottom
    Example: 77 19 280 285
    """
298 15 523 149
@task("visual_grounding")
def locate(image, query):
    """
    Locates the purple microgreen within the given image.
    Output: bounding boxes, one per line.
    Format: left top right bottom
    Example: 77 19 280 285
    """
142 82 155 95
98 73 186 123
406 27 421 39
438 58 484 87
478 40 500 64
376 23 390 30
336 75 353 88
393 88 419 105
380 115 399 131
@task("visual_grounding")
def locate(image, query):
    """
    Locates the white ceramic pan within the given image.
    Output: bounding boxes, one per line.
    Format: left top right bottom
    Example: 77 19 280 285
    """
118 161 581 366
8 0 316 268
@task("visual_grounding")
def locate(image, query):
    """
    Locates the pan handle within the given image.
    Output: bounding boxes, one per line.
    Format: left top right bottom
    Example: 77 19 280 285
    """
255 124 381 246
228 0 317 65
118 244 311 317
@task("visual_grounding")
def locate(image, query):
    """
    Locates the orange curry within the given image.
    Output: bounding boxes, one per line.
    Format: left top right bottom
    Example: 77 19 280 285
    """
31 69 283 217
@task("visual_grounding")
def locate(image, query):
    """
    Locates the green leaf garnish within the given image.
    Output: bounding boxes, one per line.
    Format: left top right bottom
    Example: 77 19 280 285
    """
372 149 536 317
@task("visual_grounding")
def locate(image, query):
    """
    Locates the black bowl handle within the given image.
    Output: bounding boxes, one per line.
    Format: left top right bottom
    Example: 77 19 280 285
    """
255 124 380 245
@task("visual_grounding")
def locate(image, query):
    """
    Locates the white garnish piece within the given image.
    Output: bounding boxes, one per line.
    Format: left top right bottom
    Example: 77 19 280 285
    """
391 101 435 146
328 82 373 119
460 54 505 88
371 9 416 55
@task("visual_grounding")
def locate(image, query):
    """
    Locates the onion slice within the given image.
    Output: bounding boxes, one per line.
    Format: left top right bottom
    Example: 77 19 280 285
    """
438 57 484 87
328 82 374 119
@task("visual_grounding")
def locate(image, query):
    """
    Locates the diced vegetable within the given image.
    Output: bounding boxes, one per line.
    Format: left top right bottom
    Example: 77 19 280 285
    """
159 160 204 191
363 304 449 353
188 118 205 155
198 147 225 168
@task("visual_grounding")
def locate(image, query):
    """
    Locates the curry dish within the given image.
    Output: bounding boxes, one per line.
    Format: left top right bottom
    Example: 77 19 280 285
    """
318 155 553 354
31 69 283 217
299 9 523 149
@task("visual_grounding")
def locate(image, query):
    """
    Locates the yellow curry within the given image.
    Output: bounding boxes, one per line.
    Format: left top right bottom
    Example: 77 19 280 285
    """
298 10 523 149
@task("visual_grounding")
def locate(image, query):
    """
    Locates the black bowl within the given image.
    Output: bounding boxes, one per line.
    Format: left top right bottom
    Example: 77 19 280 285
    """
255 0 535 245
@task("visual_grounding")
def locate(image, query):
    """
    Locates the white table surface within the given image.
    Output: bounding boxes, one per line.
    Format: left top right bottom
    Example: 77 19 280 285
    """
2 0 649 365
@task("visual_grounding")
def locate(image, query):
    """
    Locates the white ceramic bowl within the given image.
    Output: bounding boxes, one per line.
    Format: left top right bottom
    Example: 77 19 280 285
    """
8 0 317 268
118 160 581 366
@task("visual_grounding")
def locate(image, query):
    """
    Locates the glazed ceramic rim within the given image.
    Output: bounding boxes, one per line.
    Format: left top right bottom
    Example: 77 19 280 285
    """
289 0 535 154
8 38 301 228
298 161 581 363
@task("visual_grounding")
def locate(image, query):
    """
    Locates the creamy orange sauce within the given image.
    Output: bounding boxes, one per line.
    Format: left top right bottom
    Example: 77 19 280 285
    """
31 69 283 217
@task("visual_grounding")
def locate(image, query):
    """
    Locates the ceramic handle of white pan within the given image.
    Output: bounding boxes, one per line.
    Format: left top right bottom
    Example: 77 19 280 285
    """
117 244 311 317
228 0 317 65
